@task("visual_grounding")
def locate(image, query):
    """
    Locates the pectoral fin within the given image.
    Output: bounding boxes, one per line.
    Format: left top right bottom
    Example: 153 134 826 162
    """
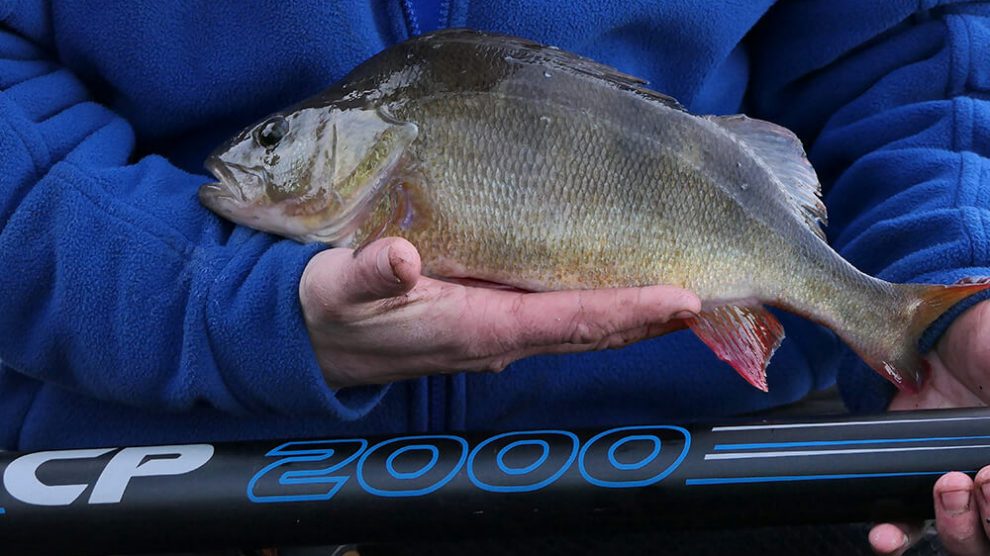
687 304 785 392
353 184 415 255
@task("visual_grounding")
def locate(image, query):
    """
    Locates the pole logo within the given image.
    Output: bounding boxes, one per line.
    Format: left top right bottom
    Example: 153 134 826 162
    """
248 426 690 503
2 445 214 507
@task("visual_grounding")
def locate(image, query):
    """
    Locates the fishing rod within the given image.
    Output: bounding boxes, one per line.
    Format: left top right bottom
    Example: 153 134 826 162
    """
1 406 988 555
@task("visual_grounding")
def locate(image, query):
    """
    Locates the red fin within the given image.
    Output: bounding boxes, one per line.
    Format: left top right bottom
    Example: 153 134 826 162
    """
687 305 785 392
864 360 922 394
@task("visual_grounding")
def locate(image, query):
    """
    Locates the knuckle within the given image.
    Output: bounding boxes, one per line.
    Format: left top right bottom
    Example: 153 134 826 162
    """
567 318 608 345
567 321 593 344
451 326 503 363
592 332 631 351
460 339 496 363
604 329 642 350
939 526 983 550
483 295 530 354
508 294 527 318
945 530 978 544
302 281 358 324
483 359 509 373
563 292 624 345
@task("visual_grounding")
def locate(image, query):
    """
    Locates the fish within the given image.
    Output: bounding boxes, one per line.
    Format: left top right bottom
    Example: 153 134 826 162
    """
198 28 990 393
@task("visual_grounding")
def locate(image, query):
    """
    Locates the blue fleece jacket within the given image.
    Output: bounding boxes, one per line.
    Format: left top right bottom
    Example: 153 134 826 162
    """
1 1 988 451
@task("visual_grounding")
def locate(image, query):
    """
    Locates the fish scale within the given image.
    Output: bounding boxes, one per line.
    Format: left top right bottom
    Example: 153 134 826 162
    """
398 95 731 292
199 29 990 393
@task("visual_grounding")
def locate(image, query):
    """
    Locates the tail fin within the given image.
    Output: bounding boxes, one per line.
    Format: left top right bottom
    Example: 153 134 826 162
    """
852 279 990 393
908 279 990 341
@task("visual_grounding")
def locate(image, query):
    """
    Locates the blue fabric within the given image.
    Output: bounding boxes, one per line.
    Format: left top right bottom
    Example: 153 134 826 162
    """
748 1 990 412
404 0 450 35
1 0 987 450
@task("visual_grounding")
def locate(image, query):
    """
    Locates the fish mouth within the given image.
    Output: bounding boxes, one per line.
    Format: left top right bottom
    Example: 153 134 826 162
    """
198 182 239 210
202 158 267 204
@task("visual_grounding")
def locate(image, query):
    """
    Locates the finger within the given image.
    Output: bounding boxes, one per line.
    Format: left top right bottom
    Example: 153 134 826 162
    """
315 237 422 305
491 319 690 371
933 471 989 556
935 301 990 404
974 466 990 548
484 286 701 354
868 522 923 555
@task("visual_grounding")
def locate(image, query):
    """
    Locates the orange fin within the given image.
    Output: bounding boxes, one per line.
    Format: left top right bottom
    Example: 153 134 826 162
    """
688 305 785 392
848 277 990 393
904 277 990 360
911 278 990 329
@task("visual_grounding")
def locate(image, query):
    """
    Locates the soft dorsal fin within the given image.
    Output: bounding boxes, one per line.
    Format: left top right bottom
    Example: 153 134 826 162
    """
709 115 827 240
416 28 687 112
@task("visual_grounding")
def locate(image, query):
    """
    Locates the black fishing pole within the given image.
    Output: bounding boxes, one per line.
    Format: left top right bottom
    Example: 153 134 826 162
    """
1 407 988 555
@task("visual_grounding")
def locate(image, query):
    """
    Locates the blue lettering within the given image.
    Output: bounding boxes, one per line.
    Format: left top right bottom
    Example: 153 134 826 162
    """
357 436 467 497
247 439 367 503
578 426 690 488
468 431 578 493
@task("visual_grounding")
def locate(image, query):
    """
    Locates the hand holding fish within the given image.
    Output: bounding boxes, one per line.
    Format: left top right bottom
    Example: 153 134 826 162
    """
868 300 990 555
300 237 700 388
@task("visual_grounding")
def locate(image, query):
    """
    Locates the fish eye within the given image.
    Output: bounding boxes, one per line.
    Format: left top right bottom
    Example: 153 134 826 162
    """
255 116 289 149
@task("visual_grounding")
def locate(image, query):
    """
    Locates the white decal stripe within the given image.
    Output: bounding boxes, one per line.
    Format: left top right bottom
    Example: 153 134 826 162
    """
705 444 990 460
712 415 990 432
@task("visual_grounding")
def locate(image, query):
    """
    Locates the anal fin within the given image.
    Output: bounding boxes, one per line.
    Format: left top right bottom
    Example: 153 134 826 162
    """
688 305 785 392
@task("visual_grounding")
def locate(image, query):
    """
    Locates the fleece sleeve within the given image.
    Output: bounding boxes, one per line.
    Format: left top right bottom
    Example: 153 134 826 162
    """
748 1 990 412
0 10 387 418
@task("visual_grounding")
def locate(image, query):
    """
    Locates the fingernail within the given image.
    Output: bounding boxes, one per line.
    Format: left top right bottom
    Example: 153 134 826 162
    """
376 245 397 282
981 482 990 504
897 533 909 552
940 489 971 514
674 310 697 320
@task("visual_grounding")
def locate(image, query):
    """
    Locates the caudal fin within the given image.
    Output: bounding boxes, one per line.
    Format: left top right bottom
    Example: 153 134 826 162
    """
909 278 990 336
686 280 990 394
853 279 990 392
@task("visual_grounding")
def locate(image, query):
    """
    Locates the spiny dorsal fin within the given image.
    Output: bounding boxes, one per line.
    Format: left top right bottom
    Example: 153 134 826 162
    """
709 114 827 240
417 28 687 112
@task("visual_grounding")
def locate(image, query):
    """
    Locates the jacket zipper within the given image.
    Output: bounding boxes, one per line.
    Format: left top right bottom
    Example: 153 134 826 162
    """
401 0 451 36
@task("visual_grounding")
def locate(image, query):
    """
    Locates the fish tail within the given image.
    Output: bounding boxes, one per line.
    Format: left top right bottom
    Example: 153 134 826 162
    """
849 279 990 393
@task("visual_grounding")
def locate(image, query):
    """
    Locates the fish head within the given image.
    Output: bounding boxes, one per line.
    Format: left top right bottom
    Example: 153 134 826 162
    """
199 103 418 244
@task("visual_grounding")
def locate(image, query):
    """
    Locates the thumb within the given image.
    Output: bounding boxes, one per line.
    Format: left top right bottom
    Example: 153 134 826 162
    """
342 237 422 303
868 522 925 555
302 238 422 309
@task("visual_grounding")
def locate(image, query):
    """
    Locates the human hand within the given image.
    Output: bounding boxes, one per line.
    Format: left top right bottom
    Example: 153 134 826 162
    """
869 301 990 555
299 237 701 389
